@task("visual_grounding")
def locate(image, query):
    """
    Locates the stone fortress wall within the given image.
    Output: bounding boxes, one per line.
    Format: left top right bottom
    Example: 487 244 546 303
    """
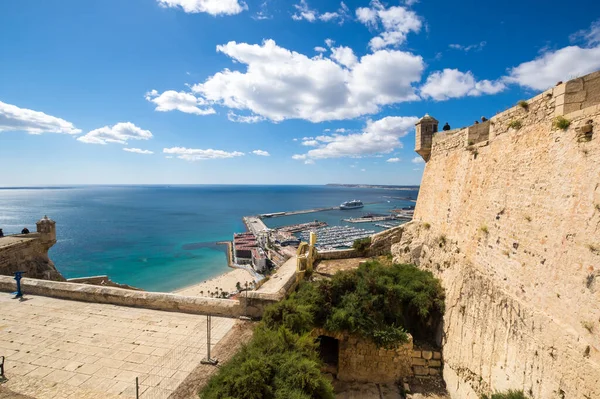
393 71 600 398
0 216 64 281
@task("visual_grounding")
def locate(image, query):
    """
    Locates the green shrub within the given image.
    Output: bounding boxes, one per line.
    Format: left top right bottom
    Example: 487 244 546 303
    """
482 390 527 399
200 326 335 399
553 116 571 130
352 237 371 254
202 261 445 397
265 261 445 347
508 120 522 130
517 100 528 110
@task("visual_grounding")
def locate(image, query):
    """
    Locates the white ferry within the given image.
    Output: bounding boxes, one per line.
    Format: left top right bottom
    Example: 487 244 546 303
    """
340 200 364 210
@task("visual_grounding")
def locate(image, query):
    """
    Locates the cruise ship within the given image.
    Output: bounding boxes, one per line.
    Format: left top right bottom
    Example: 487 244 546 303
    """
340 200 364 210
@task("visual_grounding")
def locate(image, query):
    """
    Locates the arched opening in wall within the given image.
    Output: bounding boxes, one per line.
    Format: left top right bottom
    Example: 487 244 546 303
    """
317 335 339 374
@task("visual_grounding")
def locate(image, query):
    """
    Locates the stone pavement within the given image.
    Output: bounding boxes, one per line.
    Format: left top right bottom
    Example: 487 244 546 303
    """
0 293 235 399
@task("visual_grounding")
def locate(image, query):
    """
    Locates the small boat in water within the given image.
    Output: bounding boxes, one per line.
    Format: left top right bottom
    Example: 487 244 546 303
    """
340 200 364 210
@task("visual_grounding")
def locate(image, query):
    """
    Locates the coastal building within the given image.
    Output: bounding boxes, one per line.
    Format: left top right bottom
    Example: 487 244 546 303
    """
251 247 268 272
233 232 258 265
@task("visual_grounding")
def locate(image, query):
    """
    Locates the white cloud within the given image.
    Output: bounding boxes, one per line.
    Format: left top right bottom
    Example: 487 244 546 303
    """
412 156 424 164
163 147 244 161
361 168 366 172
386 157 401 162
78 122 153 145
420 69 505 101
0 100 80 135
145 90 215 115
405 0 419 5
314 46 327 53
293 116 418 161
292 1 349 24
252 1 272 20
302 140 320 146
157 0 247 15
227 111 264 123
304 159 315 164
570 18 600 47
252 149 270 156
449 41 487 52
335 128 347 133
505 45 600 91
356 1 422 50
192 40 424 122
123 148 154 155
330 46 358 68
292 0 316 21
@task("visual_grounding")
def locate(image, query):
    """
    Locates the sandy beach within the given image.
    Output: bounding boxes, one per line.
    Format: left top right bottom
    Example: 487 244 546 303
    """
174 268 255 297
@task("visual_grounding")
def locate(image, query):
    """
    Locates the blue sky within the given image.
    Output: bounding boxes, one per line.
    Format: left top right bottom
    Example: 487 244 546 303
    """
1 0 599 186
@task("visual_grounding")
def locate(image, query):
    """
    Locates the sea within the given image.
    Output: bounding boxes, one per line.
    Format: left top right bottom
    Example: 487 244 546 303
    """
0 185 418 292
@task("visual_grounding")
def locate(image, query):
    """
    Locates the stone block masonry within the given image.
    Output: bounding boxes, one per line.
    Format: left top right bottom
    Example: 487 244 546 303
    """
313 328 443 383
393 70 600 399
0 216 64 281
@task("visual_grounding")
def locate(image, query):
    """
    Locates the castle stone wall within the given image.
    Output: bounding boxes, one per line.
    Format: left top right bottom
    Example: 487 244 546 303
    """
0 234 64 281
392 72 600 399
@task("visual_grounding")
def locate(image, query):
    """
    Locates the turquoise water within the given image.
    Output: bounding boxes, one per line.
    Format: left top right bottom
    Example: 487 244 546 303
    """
0 186 418 292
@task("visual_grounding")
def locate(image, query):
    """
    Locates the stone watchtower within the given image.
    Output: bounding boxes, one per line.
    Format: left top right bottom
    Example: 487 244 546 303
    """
36 215 56 249
415 114 438 162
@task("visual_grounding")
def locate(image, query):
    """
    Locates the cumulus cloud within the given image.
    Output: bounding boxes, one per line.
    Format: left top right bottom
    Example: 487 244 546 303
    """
157 0 247 15
420 69 505 101
356 1 422 50
449 41 487 52
0 100 81 135
330 46 358 68
504 45 600 91
292 1 350 24
191 40 423 123
123 148 154 155
386 157 401 162
252 149 270 156
314 46 327 53
302 140 320 146
145 90 215 115
163 147 244 161
292 116 418 161
412 156 424 164
78 122 153 145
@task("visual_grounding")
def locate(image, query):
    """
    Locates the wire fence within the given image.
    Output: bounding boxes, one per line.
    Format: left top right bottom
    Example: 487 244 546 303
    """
134 316 215 399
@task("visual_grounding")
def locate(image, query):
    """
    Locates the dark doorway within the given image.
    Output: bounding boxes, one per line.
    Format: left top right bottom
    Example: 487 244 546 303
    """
317 335 339 374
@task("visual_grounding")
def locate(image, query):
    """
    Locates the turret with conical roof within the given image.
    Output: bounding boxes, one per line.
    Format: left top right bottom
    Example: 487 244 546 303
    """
415 113 438 162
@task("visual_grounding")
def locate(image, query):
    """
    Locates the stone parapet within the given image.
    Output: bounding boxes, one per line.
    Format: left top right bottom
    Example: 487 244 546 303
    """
0 275 242 318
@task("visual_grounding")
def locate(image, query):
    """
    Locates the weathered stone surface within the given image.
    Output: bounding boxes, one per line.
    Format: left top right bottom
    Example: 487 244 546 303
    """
314 328 414 383
422 351 433 360
0 275 242 318
393 70 600 399
0 292 235 399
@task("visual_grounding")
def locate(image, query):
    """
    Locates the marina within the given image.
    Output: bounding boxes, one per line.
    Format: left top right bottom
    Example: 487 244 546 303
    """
298 226 376 250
